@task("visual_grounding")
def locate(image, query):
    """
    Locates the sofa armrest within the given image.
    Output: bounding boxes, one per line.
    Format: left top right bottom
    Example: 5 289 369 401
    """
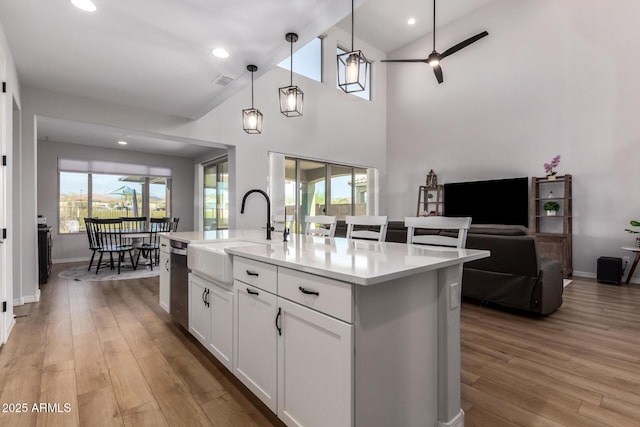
537 258 563 315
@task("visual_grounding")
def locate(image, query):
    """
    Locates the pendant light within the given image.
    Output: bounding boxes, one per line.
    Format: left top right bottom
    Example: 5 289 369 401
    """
279 33 304 117
242 65 263 134
337 0 368 93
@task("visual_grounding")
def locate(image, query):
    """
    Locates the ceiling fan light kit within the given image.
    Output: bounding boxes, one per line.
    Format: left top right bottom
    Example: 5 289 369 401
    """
337 0 368 93
279 32 304 117
381 0 488 84
242 65 263 134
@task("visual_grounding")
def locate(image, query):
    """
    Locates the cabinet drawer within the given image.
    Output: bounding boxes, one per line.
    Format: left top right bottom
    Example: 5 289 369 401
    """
278 268 353 323
233 257 277 294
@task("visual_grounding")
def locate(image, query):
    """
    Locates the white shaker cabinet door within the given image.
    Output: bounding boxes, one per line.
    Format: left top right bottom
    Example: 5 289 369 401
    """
277 297 354 427
208 283 234 371
159 251 171 313
234 281 278 412
188 274 210 346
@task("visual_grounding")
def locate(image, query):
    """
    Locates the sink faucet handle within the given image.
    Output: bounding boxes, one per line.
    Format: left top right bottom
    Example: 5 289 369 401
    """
283 227 290 242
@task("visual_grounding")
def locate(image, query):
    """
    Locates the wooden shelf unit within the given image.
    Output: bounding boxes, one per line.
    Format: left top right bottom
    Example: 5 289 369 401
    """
417 185 444 216
529 175 573 278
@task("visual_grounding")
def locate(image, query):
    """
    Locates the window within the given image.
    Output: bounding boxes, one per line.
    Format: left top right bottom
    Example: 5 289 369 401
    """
336 47 371 101
279 156 375 233
58 159 172 234
278 37 322 83
203 157 229 231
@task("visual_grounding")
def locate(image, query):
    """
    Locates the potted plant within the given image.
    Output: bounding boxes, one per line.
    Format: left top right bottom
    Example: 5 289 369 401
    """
625 220 640 247
544 155 561 180
544 201 560 216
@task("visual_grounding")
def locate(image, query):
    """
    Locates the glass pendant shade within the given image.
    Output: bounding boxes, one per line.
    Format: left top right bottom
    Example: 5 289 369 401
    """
242 108 263 134
279 85 303 117
242 64 263 134
337 50 368 93
337 0 368 93
279 33 303 117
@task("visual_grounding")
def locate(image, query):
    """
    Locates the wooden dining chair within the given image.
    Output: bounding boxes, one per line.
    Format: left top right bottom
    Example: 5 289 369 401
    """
170 217 180 232
92 218 137 274
404 216 472 248
346 215 388 242
84 217 100 271
137 217 172 270
304 215 337 237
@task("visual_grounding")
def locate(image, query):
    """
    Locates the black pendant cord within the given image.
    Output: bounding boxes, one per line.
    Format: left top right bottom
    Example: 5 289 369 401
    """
290 38 293 86
251 71 254 108
351 0 355 51
433 0 436 51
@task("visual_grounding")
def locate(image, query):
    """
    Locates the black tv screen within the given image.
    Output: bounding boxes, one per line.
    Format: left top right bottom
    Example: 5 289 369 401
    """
444 177 529 227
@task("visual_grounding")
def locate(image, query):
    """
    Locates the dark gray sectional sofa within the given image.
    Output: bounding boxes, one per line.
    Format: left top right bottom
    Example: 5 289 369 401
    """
335 221 563 315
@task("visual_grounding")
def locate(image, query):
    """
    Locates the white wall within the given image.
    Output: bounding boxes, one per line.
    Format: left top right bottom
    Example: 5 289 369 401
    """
37 140 202 262
0 20 20 340
385 0 640 280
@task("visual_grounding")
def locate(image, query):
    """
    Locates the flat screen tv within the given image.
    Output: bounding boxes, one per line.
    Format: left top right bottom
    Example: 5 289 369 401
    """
444 177 529 227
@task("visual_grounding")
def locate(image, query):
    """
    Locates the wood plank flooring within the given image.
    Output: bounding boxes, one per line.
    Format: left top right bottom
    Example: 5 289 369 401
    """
1 264 639 426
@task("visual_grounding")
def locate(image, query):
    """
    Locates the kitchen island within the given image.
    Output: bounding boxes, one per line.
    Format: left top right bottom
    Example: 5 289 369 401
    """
187 233 488 427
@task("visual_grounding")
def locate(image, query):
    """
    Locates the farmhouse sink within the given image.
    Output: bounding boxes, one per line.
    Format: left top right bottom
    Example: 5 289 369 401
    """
187 240 266 286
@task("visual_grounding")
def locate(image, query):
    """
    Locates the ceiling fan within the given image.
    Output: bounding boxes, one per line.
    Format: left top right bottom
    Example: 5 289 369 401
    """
382 0 488 84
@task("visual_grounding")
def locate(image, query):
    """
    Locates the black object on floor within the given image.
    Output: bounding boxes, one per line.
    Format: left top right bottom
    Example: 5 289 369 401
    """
597 257 623 285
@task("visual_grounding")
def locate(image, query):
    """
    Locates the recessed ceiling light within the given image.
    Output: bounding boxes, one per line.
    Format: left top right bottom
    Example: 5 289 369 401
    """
117 140 128 145
408 17 416 25
71 0 97 12
212 48 229 58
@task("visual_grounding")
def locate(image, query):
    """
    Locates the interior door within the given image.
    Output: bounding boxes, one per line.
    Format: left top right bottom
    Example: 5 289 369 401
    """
0 49 6 344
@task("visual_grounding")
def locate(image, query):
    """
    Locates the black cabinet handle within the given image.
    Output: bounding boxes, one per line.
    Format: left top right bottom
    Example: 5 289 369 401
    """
275 307 282 336
246 270 259 277
299 286 319 296
165 260 169 272
247 288 259 296
202 288 207 306
205 288 210 307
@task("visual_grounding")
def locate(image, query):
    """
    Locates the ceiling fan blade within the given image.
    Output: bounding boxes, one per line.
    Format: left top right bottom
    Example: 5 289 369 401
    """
440 31 489 59
381 59 428 63
433 65 444 84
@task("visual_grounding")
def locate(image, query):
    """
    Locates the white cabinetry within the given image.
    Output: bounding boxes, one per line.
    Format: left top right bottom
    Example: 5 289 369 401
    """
159 237 170 313
188 273 234 370
234 282 278 411
232 256 354 426
277 297 353 427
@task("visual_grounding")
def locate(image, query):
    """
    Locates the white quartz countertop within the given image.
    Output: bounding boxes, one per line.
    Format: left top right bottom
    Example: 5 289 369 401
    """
163 229 270 244
225 234 489 286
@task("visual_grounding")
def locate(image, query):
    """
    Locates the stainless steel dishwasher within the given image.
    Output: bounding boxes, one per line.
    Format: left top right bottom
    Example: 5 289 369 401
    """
169 239 189 330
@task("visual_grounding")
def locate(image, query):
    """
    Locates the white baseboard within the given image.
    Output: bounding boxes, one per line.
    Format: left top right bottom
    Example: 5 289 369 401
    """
572 270 596 279
53 257 91 264
439 409 464 427
573 270 638 284
13 297 24 306
22 289 41 304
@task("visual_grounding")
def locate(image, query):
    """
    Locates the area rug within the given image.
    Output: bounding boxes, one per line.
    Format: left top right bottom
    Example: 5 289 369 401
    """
563 279 572 288
58 264 159 282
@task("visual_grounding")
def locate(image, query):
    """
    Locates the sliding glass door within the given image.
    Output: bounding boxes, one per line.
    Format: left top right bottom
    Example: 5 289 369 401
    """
282 156 373 233
203 157 229 230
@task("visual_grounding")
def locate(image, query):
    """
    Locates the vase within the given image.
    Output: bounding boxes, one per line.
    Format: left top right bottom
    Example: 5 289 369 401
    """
546 210 556 216
547 175 556 181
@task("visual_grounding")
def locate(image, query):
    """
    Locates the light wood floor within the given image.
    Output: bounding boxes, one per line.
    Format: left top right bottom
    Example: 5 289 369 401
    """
1 265 639 426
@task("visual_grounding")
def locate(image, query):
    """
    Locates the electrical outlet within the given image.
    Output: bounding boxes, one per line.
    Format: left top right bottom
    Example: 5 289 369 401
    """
623 256 630 270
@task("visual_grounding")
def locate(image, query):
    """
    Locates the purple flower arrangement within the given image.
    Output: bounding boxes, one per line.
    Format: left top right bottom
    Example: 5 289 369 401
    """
544 155 561 176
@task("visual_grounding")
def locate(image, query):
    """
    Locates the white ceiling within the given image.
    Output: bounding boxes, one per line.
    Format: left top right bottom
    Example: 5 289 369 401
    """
338 0 498 53
1 0 499 157
37 116 223 158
